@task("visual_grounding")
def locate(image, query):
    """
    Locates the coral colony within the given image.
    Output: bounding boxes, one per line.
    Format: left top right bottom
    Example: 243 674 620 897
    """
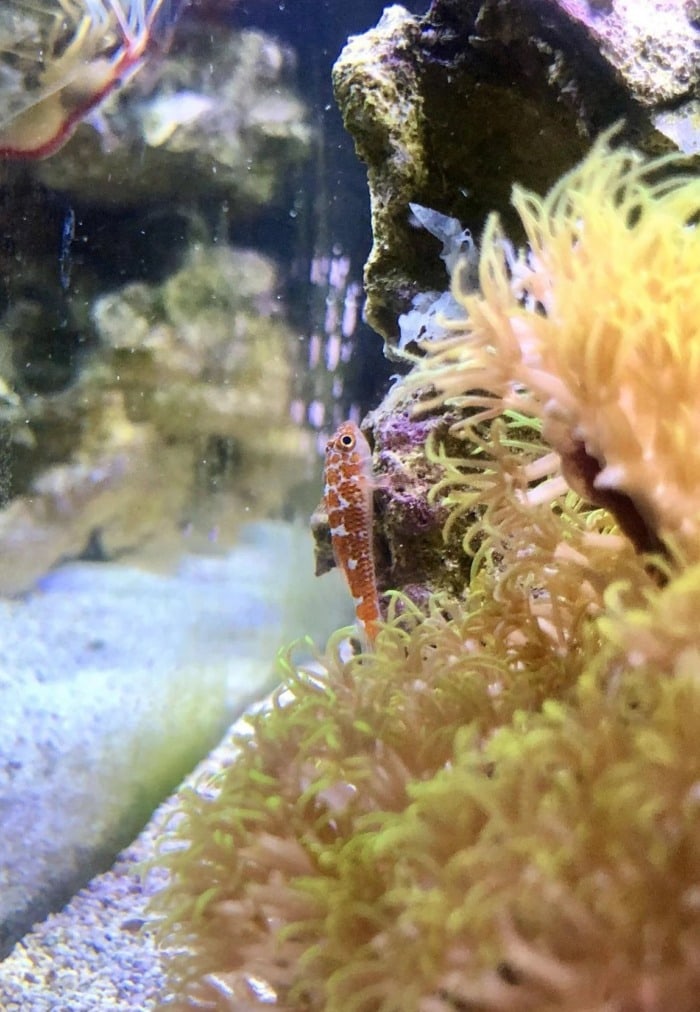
151 134 700 1011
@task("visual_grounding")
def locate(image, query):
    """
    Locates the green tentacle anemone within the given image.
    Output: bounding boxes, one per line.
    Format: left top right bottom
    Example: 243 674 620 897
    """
150 133 700 1011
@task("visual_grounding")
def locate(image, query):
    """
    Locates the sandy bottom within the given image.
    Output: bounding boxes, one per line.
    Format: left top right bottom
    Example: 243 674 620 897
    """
0 719 244 1011
0 520 350 1008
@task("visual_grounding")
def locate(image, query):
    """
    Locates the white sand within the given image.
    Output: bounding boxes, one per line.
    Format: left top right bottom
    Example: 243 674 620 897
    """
0 731 239 1011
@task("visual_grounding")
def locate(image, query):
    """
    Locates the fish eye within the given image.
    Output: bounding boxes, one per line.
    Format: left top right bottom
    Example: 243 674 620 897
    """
340 432 355 448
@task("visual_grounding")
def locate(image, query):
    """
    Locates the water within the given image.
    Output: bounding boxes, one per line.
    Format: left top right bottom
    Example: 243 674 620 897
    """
0 0 425 987
0 0 695 1009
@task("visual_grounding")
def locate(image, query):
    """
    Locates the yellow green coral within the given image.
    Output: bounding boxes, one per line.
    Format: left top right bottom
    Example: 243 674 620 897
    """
418 129 700 558
151 577 700 1010
151 135 700 1011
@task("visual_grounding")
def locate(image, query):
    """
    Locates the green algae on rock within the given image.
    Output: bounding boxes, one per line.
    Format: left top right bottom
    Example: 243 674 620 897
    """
333 0 700 348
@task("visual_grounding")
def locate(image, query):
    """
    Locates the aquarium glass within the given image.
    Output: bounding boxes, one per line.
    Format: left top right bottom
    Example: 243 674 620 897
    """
0 0 425 976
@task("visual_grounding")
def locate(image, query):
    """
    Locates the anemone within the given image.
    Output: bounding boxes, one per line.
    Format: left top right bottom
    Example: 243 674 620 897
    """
151 135 700 1011
0 0 179 158
416 129 700 559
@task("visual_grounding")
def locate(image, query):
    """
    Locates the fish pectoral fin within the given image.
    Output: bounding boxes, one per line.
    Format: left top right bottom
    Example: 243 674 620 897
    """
372 473 394 492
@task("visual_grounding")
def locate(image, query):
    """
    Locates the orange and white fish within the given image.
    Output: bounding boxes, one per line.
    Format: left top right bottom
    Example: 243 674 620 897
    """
324 421 381 648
